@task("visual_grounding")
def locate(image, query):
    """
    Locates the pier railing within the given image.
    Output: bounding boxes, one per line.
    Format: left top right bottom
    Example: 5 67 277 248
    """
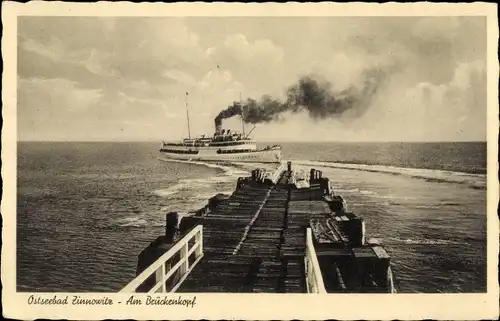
270 163 286 184
305 228 327 293
120 225 203 293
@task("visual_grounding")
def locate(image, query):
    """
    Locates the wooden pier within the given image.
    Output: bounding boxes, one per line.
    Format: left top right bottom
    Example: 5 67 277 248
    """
120 162 395 294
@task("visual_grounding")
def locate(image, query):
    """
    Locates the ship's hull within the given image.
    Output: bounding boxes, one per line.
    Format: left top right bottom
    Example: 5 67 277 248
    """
159 148 282 163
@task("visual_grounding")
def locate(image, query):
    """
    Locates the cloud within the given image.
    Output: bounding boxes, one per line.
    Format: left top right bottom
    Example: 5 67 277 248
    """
206 34 286 96
223 34 284 63
349 59 487 142
18 17 204 86
19 77 102 110
17 16 487 141
21 37 65 62
18 77 104 140
164 69 197 86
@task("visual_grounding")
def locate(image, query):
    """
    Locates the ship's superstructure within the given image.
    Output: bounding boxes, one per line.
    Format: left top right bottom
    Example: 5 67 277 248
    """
160 101 282 163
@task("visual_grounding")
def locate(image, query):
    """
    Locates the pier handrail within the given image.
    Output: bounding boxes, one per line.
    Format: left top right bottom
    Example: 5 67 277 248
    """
270 163 286 184
305 228 327 293
120 225 203 293
262 163 286 185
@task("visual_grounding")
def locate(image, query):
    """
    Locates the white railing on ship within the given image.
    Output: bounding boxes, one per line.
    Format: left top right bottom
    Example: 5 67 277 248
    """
305 228 327 293
120 225 203 293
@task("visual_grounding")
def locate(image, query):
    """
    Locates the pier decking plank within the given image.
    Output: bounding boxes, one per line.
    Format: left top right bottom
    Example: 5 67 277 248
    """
177 171 308 293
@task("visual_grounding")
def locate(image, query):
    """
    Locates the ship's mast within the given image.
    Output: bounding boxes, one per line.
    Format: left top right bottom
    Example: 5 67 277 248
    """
240 92 245 137
185 92 191 139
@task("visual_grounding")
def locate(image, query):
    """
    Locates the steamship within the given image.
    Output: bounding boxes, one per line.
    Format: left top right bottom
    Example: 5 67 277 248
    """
160 101 282 163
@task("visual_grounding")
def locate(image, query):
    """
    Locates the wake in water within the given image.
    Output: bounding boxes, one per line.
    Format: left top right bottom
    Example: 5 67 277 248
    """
369 237 464 246
115 216 149 228
165 157 487 190
292 159 486 189
153 158 261 211
108 158 275 229
156 157 235 173
155 158 250 196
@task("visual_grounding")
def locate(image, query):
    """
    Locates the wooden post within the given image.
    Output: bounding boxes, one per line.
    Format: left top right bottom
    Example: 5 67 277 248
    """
183 242 189 274
165 259 172 291
199 227 203 257
166 212 179 243
312 269 316 293
195 227 203 258
155 264 166 293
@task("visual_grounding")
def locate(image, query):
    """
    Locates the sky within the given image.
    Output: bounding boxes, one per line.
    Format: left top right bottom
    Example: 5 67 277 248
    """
17 16 487 142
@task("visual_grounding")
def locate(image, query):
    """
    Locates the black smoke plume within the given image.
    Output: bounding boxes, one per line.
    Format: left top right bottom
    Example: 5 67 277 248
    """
214 104 243 129
214 68 389 127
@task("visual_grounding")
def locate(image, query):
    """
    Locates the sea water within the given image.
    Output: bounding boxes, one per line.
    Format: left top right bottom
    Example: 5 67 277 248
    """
16 141 487 293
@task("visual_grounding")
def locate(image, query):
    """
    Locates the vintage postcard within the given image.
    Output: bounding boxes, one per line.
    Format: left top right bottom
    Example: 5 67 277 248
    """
2 1 499 320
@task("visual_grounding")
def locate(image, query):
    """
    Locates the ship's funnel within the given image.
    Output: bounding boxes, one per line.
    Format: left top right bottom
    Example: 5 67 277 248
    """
215 119 222 134
214 102 243 134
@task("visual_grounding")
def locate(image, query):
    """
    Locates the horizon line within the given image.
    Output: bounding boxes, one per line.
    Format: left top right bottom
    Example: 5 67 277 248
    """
16 139 488 143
